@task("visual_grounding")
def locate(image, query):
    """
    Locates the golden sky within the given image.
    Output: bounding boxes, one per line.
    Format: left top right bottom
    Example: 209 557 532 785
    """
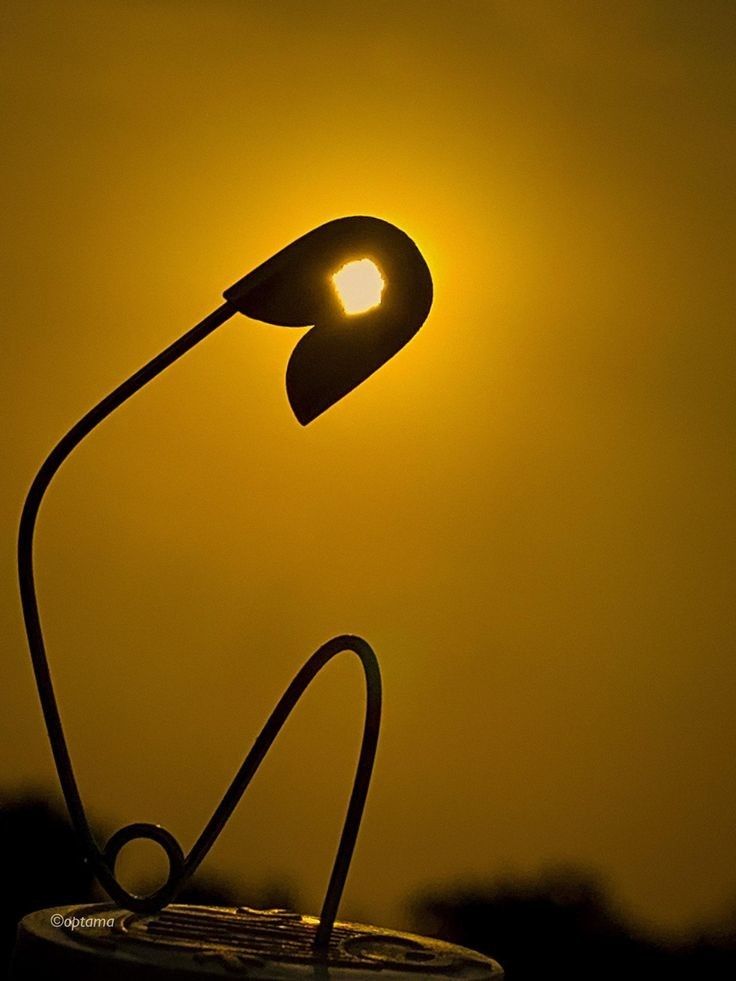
2 1 735 934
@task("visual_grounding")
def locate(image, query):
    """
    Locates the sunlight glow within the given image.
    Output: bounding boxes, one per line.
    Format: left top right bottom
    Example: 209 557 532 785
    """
332 259 384 315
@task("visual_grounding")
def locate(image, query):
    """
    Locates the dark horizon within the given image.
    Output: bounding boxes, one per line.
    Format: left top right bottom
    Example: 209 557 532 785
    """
2 794 735 979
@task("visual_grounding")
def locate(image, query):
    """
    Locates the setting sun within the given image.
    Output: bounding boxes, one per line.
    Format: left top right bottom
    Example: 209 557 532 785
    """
332 258 384 315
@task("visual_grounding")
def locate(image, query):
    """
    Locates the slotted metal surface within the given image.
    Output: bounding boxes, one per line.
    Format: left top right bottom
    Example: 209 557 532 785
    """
12 904 504 979
119 905 494 974
124 906 334 960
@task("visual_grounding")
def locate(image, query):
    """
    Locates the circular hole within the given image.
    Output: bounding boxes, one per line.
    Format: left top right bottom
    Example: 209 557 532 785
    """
111 836 172 897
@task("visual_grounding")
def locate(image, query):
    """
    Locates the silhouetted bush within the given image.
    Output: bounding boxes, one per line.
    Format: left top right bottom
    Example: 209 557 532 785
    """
0 794 98 973
411 866 736 980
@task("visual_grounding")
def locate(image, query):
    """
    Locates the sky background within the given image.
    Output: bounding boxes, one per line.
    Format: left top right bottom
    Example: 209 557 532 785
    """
2 0 735 936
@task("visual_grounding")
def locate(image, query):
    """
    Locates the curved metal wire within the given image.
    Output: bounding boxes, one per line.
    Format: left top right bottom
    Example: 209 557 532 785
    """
17 301 381 951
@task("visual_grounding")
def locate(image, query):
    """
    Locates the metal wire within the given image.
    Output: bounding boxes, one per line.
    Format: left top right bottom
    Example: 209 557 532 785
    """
17 301 381 951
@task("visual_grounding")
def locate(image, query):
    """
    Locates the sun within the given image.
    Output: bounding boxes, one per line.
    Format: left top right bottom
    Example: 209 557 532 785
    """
332 258 385 315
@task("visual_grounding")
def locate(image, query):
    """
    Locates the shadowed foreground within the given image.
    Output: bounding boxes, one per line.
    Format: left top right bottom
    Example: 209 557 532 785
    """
2 795 735 978
0 794 294 975
411 868 736 980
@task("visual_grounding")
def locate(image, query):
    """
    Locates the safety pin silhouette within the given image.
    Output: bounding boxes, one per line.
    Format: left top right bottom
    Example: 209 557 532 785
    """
18 216 433 951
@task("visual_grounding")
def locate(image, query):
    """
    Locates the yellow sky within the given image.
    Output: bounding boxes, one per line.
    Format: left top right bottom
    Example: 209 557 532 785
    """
2 1 735 934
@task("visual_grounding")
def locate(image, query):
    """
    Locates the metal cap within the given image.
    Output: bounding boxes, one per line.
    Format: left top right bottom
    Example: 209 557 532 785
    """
12 903 503 979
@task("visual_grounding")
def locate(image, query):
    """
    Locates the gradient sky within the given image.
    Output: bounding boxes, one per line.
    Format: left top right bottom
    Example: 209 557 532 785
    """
2 1 735 935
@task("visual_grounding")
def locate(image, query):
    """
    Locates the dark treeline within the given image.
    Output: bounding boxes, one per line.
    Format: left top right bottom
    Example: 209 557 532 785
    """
2 794 735 978
410 867 736 980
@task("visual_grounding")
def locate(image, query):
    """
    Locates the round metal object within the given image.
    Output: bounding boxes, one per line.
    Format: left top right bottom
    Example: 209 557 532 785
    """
12 903 503 979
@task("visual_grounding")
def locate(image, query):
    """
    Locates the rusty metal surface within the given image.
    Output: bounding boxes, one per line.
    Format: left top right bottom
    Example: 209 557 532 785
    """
13 904 504 979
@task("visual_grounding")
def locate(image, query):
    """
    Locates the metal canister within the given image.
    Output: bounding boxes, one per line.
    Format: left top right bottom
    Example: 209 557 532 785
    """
12 903 503 979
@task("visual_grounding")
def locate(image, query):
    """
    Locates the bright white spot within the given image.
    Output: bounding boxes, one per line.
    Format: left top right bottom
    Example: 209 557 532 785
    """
332 259 384 315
